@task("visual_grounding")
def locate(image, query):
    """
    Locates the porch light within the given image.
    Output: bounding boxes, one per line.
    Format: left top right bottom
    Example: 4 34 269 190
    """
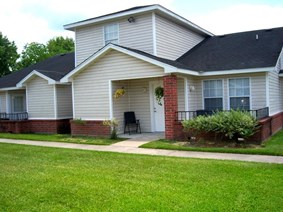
189 85 195 92
128 17 135 23
142 87 147 93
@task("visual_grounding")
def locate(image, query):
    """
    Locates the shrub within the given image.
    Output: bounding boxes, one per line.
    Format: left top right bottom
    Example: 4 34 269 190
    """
103 119 119 139
73 118 86 125
182 110 258 141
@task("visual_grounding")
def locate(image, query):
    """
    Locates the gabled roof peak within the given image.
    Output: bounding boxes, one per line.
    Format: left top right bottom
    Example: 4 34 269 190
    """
64 4 213 36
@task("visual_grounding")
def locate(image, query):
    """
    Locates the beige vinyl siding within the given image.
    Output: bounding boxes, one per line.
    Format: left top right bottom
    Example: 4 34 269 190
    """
186 76 199 111
73 49 164 120
155 14 205 60
269 61 281 115
0 92 6 112
177 77 185 111
127 79 152 132
27 76 55 119
75 13 153 65
56 85 73 118
112 81 129 133
119 14 153 55
187 73 266 111
76 25 104 65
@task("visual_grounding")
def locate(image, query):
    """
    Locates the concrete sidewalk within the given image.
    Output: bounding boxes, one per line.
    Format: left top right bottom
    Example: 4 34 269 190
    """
0 138 283 164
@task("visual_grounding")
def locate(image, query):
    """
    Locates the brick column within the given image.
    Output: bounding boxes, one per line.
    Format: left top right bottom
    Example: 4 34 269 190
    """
163 75 178 140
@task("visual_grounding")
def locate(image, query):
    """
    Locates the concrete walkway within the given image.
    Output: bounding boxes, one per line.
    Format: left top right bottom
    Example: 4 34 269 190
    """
0 138 283 164
113 132 164 147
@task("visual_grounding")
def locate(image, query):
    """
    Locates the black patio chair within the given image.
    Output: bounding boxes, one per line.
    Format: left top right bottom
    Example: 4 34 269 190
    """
124 111 141 134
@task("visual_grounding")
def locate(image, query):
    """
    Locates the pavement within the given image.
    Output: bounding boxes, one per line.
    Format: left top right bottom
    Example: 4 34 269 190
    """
0 138 283 164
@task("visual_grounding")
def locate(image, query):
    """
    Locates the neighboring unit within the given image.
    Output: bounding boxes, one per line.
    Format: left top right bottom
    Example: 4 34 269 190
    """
0 4 282 141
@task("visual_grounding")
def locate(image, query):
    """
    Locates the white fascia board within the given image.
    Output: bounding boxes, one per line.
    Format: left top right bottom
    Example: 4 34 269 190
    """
60 46 111 82
115 46 178 72
199 67 274 76
16 70 56 87
156 6 213 36
168 68 199 76
64 5 213 36
0 87 24 91
61 44 177 82
275 46 283 72
172 67 274 77
64 5 159 30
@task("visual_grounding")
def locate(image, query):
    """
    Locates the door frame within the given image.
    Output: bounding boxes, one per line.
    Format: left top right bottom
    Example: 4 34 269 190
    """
149 80 165 132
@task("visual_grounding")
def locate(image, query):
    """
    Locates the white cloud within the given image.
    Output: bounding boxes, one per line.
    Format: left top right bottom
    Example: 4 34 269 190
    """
0 1 282 54
0 0 174 53
191 4 283 35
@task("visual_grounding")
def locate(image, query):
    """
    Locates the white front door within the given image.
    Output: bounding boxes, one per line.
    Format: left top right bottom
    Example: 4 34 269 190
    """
151 81 165 132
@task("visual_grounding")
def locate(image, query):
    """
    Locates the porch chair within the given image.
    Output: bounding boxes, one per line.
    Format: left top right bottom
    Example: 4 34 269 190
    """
124 111 141 134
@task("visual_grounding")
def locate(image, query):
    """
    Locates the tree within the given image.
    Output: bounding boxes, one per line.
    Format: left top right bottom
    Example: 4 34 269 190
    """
16 42 49 70
46 36 74 56
0 34 19 76
16 36 74 70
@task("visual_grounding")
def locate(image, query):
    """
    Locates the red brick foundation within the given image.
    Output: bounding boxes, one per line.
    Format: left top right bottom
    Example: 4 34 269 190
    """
0 119 71 134
249 112 283 142
70 120 110 137
173 112 283 143
164 75 178 140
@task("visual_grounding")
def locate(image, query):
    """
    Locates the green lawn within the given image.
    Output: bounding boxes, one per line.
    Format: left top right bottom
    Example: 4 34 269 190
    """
141 130 283 156
0 133 124 145
0 143 282 211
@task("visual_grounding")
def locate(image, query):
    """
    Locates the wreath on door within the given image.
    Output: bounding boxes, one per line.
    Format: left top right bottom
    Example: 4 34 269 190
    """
154 86 164 106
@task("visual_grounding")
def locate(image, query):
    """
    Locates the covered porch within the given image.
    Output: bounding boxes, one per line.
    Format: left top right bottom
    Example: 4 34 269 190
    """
111 75 187 134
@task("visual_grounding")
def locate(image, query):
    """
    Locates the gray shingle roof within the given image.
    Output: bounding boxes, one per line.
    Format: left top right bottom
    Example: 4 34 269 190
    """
0 53 74 89
114 44 189 69
177 27 283 72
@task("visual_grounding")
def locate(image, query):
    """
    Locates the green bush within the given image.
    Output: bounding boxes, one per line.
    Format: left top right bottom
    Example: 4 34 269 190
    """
182 110 258 141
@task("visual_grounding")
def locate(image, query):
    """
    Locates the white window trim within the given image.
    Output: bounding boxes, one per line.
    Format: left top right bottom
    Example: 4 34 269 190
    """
202 79 224 110
152 12 157 56
103 23 119 46
228 77 251 110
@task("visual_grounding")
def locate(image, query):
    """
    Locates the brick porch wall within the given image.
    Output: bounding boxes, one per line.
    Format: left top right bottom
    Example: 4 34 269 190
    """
173 112 283 143
0 119 71 134
70 120 110 137
164 75 178 140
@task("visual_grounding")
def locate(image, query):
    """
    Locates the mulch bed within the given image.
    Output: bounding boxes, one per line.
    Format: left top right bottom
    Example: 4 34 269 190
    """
174 140 262 149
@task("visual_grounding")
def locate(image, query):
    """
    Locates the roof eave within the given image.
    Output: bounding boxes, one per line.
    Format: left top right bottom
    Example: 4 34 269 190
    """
16 70 57 88
64 5 159 30
64 5 213 36
0 86 25 91
170 66 274 76
61 44 179 82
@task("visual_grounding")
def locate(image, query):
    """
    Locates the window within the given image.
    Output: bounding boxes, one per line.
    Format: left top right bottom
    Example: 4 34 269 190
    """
12 96 25 113
229 78 250 110
104 23 118 45
203 80 223 110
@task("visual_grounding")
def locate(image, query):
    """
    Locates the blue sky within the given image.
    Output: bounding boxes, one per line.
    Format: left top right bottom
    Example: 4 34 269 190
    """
1 0 282 52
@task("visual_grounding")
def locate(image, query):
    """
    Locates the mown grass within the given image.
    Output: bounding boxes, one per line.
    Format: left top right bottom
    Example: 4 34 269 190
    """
0 133 124 145
0 143 282 211
141 130 283 156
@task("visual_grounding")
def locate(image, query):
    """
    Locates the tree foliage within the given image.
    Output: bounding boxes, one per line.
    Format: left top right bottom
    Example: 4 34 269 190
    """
16 42 49 70
0 34 19 77
16 36 74 70
47 36 74 56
